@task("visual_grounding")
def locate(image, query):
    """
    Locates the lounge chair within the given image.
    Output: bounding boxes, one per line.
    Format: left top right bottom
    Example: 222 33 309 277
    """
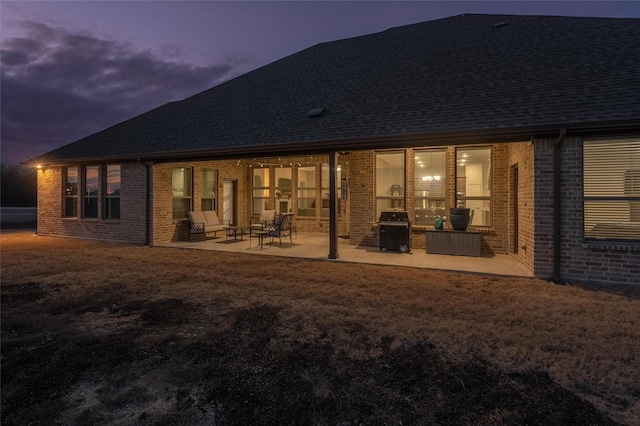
267 213 294 246
187 210 229 241
250 209 276 232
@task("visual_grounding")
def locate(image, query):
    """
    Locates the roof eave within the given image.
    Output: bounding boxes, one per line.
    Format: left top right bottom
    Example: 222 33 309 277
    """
26 119 640 167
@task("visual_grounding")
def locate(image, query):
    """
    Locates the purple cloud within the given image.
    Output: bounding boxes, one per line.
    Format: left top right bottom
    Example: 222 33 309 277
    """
1 21 239 164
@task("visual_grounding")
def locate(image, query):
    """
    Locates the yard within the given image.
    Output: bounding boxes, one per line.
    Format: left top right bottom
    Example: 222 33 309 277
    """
1 232 639 425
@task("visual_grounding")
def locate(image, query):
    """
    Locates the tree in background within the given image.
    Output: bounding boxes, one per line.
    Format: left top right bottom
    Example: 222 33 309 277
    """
1 164 37 207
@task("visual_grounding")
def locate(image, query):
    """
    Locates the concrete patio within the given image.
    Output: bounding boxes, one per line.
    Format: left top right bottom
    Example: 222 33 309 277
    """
160 232 532 278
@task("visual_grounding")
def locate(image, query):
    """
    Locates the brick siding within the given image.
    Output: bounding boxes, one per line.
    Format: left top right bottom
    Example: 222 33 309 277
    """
37 162 148 244
36 138 638 285
348 145 513 257
533 137 640 285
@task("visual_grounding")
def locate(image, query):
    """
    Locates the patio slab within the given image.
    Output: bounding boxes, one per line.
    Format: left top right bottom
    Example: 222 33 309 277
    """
160 233 532 278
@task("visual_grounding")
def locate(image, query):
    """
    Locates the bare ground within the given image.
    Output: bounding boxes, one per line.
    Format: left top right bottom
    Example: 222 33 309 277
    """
1 232 639 425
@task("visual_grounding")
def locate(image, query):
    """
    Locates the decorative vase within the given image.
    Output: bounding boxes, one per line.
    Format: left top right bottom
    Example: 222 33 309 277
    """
449 208 471 231
434 215 444 230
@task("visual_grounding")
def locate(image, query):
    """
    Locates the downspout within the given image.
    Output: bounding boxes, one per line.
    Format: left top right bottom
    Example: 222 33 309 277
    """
553 129 566 283
139 159 151 246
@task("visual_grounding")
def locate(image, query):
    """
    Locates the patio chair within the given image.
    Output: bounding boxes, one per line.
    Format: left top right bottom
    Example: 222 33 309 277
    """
187 210 229 241
250 209 276 232
266 213 294 246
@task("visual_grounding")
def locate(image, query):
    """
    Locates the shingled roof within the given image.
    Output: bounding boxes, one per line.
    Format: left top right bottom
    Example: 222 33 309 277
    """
35 13 640 165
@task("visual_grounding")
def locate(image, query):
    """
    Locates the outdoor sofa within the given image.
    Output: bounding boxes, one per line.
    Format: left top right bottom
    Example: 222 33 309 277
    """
187 210 229 241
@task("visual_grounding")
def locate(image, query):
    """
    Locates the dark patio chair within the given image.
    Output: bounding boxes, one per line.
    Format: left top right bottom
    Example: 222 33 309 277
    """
267 213 294 246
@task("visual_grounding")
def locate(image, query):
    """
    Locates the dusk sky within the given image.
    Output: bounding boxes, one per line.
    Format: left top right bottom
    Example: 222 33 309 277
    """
2 1 639 165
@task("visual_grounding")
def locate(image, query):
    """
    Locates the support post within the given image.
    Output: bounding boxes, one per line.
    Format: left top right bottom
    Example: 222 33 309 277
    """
328 151 339 259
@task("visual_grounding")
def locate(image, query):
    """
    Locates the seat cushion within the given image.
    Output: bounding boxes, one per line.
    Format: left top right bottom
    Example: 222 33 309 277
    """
259 209 276 224
203 210 220 226
187 211 206 232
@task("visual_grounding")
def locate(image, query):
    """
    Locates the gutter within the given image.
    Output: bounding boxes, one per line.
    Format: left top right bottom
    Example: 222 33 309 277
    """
138 159 152 246
553 129 567 283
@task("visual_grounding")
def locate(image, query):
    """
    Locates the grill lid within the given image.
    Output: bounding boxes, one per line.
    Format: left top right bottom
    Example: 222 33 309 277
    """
379 210 409 222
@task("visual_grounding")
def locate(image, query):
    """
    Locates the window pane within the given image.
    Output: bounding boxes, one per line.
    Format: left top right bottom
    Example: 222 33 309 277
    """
376 152 404 197
106 165 121 195
106 198 120 220
297 166 316 216
173 198 190 220
172 167 191 197
172 167 191 219
585 201 640 240
321 164 342 217
202 169 217 198
253 168 269 187
252 168 270 215
65 197 77 217
253 198 268 215
584 138 640 241
84 166 99 218
85 198 98 218
66 167 78 196
105 165 121 219
275 167 292 213
414 150 446 225
64 167 78 217
375 152 405 219
201 198 214 211
85 166 99 196
456 147 492 226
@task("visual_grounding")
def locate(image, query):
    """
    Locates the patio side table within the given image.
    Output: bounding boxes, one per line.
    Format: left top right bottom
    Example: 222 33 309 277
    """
250 230 269 249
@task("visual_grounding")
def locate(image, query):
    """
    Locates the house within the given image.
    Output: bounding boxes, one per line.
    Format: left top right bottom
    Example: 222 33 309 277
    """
29 14 640 286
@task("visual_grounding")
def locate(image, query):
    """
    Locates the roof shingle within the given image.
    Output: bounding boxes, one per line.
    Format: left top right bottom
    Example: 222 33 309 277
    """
36 14 640 164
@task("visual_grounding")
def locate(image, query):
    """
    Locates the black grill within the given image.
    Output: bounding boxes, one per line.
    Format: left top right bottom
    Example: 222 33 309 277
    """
379 210 411 253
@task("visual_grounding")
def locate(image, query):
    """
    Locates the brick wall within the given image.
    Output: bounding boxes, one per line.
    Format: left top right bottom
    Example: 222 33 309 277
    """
348 145 514 257
508 142 535 275
37 162 148 244
348 150 378 247
150 158 350 244
534 137 640 285
151 160 247 244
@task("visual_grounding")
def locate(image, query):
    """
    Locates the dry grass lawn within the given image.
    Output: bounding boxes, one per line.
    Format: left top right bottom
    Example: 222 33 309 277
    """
1 232 639 425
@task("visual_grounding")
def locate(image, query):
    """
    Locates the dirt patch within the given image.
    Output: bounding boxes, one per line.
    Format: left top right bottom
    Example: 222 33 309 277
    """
2 298 618 425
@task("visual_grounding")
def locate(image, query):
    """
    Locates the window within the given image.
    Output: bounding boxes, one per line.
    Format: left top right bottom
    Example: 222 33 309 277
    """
375 151 405 220
201 169 217 211
105 165 121 219
321 164 341 217
172 167 192 220
64 167 78 217
84 166 99 218
584 137 640 241
252 168 270 215
414 149 446 226
297 166 316 217
456 147 492 226
275 167 292 213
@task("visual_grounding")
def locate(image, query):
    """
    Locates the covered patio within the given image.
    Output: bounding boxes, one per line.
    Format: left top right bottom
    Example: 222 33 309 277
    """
160 232 532 278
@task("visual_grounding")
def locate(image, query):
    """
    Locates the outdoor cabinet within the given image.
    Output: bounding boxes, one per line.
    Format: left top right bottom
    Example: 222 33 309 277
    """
425 229 481 257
